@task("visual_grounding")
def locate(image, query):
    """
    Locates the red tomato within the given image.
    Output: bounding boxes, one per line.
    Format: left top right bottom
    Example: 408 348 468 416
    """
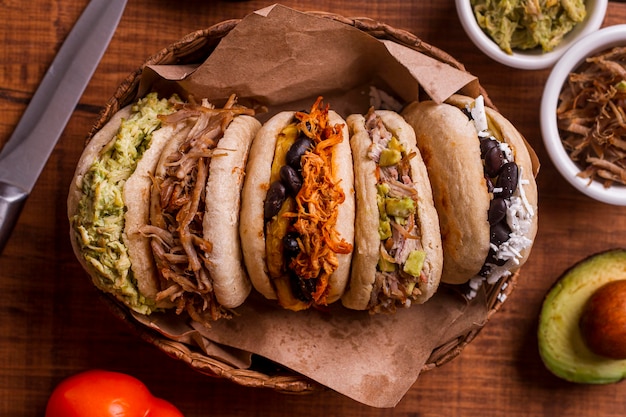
45 369 184 417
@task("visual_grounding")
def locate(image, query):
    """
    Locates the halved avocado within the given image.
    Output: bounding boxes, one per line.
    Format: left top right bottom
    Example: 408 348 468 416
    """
538 249 626 384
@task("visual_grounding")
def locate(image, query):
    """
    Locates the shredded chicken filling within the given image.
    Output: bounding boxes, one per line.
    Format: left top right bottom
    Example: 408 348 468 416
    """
284 98 353 305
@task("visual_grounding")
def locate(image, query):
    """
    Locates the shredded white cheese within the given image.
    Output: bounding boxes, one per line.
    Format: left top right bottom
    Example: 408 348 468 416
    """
469 95 489 132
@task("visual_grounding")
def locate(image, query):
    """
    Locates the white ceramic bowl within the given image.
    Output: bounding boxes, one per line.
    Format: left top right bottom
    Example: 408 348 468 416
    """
455 0 608 70
541 25 626 206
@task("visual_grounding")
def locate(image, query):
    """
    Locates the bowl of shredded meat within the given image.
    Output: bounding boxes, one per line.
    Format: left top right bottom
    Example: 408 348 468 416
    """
541 24 626 205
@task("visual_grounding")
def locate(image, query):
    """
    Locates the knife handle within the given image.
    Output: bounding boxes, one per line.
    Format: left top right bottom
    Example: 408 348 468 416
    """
0 182 29 254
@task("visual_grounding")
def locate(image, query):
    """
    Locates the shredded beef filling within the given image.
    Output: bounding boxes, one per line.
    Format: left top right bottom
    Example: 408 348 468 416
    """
143 95 254 324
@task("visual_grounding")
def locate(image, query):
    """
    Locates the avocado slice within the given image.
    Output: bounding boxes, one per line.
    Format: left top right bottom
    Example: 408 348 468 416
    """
538 249 626 384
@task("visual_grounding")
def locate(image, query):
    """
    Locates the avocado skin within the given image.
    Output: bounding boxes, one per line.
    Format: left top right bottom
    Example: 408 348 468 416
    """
538 249 626 384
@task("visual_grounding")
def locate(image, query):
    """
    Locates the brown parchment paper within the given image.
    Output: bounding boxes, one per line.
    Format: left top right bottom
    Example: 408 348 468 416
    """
192 289 486 408
127 3 499 408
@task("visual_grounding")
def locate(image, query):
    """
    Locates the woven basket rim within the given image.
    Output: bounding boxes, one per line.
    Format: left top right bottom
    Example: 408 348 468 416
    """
88 11 517 394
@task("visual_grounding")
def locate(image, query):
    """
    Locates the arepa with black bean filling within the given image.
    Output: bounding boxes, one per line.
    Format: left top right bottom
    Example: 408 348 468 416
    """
402 94 538 297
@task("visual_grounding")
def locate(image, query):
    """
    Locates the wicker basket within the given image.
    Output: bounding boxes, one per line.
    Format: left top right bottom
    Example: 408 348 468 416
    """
90 12 517 394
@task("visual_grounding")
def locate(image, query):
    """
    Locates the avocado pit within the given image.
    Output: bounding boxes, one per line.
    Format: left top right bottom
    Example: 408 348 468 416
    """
579 279 626 360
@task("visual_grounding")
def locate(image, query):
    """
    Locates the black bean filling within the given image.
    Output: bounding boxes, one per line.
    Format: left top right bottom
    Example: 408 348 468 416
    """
478 135 519 277
264 117 318 302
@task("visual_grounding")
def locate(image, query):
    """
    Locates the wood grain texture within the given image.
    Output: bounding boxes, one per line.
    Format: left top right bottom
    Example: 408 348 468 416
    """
0 0 625 415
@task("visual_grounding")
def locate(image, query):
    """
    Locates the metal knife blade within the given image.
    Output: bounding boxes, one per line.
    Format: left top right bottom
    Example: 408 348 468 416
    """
0 0 128 253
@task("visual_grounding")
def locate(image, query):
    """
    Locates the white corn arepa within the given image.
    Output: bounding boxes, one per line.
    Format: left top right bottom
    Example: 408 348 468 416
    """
403 100 491 284
204 115 261 308
446 94 538 275
239 110 355 305
342 110 443 310
68 104 181 310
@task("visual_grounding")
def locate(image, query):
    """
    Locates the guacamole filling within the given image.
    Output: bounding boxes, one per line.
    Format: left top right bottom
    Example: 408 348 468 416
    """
471 0 586 54
365 108 427 313
71 93 178 314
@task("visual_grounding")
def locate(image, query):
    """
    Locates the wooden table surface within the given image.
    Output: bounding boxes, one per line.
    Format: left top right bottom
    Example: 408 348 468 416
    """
2 0 626 415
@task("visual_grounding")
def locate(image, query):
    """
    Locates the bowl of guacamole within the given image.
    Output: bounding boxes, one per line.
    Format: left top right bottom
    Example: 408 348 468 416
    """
456 0 607 69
